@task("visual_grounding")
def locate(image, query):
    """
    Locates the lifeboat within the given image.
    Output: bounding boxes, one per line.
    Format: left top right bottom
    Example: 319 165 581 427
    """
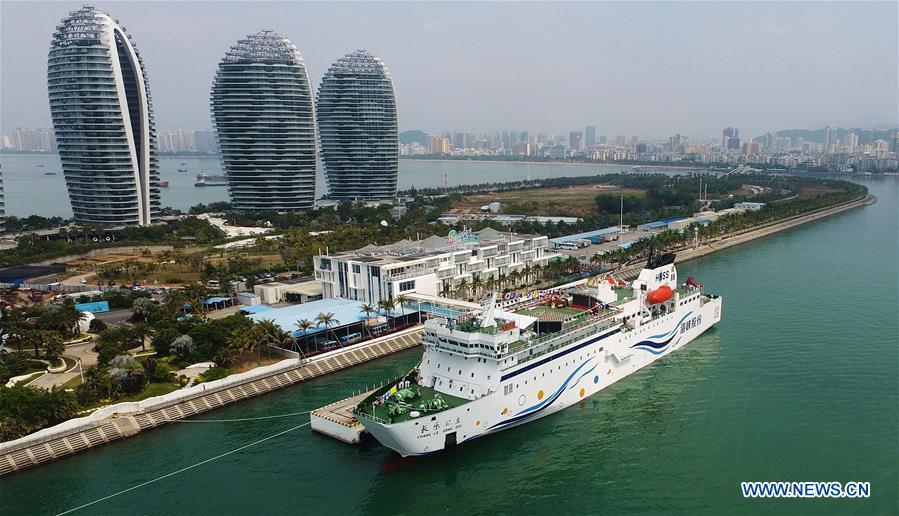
646 285 673 304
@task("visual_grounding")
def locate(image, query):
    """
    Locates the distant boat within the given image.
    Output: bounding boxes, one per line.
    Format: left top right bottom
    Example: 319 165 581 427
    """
194 170 227 187
37 164 44 168
160 180 170 187
44 171 58 175
180 162 187 165
177 168 188 173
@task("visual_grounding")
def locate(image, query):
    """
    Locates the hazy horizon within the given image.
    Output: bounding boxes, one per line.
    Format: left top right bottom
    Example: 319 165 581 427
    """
2 1 897 139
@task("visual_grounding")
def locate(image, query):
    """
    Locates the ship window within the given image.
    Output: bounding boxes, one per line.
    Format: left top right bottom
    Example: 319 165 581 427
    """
471 372 475 378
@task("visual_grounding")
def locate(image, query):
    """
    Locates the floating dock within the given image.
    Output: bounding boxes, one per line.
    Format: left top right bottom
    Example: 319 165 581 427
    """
310 390 375 444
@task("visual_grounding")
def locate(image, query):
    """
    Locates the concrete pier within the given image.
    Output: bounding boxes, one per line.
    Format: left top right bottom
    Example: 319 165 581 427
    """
310 390 374 444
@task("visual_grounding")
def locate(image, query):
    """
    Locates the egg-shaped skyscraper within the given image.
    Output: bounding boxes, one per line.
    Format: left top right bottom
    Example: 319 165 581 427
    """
317 50 398 201
211 31 317 211
47 6 160 226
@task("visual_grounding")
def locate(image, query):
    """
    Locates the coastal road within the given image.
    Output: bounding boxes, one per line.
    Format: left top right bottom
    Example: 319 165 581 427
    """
61 272 95 287
27 340 98 390
94 309 133 326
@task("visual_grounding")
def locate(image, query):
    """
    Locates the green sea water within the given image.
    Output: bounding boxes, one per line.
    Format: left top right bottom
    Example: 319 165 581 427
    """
2 177 896 515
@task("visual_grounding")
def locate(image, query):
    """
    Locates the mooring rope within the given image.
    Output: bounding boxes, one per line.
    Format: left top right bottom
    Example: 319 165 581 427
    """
169 410 311 423
56 421 311 515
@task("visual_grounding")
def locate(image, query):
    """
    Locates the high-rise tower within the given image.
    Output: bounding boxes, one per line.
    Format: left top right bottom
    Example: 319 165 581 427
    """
211 31 317 211
47 6 159 226
317 50 398 201
0 165 5 234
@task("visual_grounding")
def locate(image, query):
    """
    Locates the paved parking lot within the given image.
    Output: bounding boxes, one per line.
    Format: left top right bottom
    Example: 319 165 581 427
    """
555 228 662 261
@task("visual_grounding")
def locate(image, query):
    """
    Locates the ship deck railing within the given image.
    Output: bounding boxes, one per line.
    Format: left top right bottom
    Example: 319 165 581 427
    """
507 307 621 358
354 383 469 425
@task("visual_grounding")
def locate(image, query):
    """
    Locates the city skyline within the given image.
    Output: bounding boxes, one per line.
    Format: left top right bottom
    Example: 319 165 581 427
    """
2 2 897 139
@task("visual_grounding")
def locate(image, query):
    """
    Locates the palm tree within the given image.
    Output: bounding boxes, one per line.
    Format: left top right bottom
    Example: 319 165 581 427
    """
484 276 496 295
359 303 376 322
470 275 483 299
131 322 154 352
508 270 521 290
315 312 339 344
294 318 314 350
521 264 533 285
42 332 65 363
377 299 395 328
55 302 87 337
532 264 544 282
456 278 470 300
394 294 411 317
439 281 453 298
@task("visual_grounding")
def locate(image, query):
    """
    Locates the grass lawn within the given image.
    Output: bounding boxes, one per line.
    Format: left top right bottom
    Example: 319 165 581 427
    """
24 360 48 374
59 356 78 372
61 374 83 389
15 372 45 386
116 382 181 402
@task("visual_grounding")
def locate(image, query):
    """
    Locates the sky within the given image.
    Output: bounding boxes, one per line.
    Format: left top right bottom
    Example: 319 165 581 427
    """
1 1 897 140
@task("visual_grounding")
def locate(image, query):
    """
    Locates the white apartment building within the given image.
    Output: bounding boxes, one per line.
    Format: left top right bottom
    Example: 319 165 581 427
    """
314 227 560 304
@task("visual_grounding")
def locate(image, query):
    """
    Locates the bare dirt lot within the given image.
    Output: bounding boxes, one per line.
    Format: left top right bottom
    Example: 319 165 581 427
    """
797 185 845 199
452 185 645 216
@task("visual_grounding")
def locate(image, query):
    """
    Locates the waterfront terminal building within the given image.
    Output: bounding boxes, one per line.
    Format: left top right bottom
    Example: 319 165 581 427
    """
47 6 160 226
314 228 559 304
317 50 399 201
211 31 317 211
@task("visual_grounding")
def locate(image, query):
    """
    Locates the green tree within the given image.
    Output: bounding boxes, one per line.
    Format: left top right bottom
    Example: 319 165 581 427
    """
171 334 195 359
42 332 66 363
294 319 314 351
315 312 339 344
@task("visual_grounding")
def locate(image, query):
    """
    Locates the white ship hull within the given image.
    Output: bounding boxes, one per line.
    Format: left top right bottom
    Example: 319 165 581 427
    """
359 296 722 456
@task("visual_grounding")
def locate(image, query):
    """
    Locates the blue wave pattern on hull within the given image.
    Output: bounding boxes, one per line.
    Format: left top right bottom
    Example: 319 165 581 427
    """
487 357 595 431
630 311 692 355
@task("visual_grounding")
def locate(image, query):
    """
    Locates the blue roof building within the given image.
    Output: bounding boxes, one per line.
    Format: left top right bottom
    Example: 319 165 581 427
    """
247 298 401 337
550 226 621 245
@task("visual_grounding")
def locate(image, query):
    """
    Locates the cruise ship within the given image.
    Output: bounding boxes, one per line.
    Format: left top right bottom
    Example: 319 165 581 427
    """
354 251 722 456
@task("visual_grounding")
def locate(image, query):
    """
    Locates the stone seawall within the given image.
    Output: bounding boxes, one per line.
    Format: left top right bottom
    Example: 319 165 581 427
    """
0 327 423 476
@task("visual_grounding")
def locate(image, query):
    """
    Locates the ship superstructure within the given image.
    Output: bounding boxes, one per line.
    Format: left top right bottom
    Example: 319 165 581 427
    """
354 252 722 456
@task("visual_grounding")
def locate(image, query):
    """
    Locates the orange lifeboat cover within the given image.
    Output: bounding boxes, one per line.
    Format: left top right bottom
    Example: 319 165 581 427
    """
646 285 673 304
